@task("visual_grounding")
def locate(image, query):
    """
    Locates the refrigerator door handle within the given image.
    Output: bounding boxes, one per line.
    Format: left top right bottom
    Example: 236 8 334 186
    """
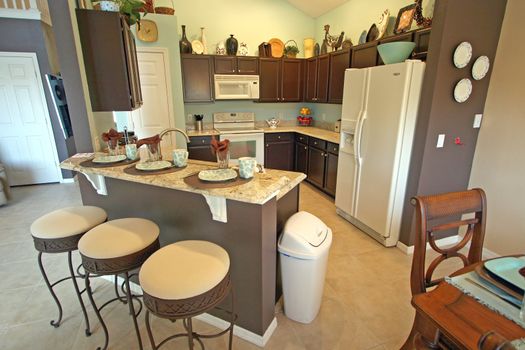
353 110 363 160
355 111 367 166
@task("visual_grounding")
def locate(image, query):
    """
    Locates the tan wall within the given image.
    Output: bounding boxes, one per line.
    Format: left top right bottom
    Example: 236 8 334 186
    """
469 0 525 255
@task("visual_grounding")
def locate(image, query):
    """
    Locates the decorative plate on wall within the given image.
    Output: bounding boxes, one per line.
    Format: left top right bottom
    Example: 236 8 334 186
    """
472 55 490 80
137 20 158 42
454 78 473 103
453 41 472 68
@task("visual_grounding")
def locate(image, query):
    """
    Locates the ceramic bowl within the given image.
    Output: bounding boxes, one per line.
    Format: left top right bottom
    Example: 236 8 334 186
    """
377 42 416 64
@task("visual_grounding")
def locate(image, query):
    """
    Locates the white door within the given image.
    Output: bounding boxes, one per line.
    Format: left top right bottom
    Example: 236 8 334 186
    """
130 49 174 148
0 53 61 186
354 63 411 238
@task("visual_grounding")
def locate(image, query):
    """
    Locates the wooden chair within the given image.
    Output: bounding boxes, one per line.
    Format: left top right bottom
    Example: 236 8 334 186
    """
402 188 487 349
478 331 517 350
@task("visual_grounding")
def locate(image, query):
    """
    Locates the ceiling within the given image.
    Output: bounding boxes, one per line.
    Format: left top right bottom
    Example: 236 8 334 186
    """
286 0 350 18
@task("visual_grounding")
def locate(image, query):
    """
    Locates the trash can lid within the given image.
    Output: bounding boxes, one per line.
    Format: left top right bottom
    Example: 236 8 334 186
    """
278 211 332 259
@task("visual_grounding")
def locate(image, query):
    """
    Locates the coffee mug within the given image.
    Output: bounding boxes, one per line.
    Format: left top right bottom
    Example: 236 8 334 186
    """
238 157 257 179
125 144 137 160
172 149 188 167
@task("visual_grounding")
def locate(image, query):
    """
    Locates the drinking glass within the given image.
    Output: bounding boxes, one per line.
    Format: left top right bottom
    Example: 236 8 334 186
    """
217 151 230 169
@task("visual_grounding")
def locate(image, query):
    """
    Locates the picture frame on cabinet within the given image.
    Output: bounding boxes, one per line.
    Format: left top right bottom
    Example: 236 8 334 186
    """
394 4 417 34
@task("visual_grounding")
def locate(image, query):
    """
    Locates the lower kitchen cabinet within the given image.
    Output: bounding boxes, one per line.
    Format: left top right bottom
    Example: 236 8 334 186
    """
307 147 325 188
188 136 216 162
299 137 339 197
294 142 308 174
264 133 294 171
324 152 338 196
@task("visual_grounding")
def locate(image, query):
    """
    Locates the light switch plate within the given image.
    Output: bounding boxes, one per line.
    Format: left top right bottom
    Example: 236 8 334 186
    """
473 114 483 128
437 134 445 148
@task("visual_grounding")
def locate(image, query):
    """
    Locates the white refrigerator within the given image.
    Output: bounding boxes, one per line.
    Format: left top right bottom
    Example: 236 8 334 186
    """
335 61 425 247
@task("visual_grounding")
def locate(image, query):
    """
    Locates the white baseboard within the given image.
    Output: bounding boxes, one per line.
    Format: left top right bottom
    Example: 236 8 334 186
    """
101 275 276 347
60 178 75 184
482 247 500 260
396 235 461 255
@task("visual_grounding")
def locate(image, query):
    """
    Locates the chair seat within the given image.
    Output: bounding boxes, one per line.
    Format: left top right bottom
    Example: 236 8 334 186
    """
31 206 107 239
139 240 230 300
78 218 159 259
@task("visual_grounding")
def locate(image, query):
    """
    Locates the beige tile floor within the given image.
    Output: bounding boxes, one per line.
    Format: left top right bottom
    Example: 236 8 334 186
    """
0 181 458 350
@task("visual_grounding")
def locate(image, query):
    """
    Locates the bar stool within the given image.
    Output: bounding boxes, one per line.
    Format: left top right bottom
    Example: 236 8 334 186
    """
78 218 159 350
139 240 236 350
30 206 107 335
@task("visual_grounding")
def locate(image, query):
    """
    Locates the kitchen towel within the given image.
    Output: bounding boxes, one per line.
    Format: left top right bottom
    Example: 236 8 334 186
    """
203 194 227 223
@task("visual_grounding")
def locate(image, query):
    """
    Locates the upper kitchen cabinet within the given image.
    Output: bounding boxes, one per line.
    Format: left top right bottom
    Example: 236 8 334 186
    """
214 56 259 75
305 54 330 103
181 54 214 103
328 50 350 103
351 42 378 69
413 28 432 60
259 58 281 102
76 9 142 111
259 58 302 102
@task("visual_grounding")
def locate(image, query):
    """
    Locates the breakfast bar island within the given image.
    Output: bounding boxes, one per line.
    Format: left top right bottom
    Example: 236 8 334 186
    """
60 154 306 345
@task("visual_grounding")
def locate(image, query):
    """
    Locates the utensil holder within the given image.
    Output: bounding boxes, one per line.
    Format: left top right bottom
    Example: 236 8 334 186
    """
195 120 203 132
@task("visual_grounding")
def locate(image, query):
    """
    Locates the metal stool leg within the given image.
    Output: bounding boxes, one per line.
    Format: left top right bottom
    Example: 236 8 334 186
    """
85 272 109 350
37 251 63 328
124 271 143 350
145 310 157 350
228 288 235 350
67 251 91 336
187 318 194 350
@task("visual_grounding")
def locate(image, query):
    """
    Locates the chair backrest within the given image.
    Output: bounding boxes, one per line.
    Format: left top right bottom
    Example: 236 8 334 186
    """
410 188 487 295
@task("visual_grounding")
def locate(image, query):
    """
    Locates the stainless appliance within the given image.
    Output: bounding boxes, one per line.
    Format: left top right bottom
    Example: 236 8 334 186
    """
214 75 259 100
45 74 73 139
213 112 264 165
335 61 425 247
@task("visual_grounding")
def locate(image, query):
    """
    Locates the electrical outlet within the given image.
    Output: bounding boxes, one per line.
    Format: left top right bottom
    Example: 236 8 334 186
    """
187 114 193 123
278 112 283 119
322 113 326 121
473 114 483 128
436 134 445 148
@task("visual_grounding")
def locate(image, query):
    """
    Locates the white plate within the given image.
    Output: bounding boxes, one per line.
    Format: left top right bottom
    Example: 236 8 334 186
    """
472 55 490 80
192 40 204 54
453 41 472 68
92 155 126 164
198 169 238 182
454 78 472 103
135 161 172 171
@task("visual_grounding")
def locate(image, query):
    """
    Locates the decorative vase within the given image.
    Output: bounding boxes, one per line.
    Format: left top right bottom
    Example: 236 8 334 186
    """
226 35 238 56
200 27 208 54
314 43 320 56
304 38 315 58
321 39 328 54
179 25 192 54
99 0 119 12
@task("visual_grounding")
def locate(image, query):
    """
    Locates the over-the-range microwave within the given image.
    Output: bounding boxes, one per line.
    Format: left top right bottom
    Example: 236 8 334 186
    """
214 74 259 100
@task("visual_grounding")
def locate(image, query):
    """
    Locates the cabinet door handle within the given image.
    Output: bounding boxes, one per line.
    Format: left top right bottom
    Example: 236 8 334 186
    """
321 152 324 156
278 136 281 139
325 154 328 158
266 144 269 147
202 140 205 143
304 147 307 150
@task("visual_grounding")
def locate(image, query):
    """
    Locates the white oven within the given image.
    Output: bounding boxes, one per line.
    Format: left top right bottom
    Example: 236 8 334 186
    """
214 74 259 100
214 112 264 165
219 132 264 165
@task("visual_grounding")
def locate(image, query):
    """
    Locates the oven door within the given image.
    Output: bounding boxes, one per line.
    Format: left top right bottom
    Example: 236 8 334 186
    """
219 133 264 165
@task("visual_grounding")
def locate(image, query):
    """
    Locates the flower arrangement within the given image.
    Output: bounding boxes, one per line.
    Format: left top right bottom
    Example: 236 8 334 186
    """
297 107 312 126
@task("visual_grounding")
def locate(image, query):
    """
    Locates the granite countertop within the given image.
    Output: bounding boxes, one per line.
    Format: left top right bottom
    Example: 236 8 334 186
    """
61 154 305 205
260 126 340 144
187 126 340 144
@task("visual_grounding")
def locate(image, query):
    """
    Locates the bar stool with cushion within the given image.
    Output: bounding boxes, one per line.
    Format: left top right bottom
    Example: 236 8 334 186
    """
30 206 108 335
139 240 236 350
78 218 160 350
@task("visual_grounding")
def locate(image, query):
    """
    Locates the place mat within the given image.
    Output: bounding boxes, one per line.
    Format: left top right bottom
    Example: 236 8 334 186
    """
446 271 524 329
183 170 253 189
123 163 186 176
80 157 139 168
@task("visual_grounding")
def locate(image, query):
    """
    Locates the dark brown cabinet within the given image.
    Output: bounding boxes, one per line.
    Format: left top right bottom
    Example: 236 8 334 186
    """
294 134 309 174
188 136 216 162
305 54 330 103
413 28 431 60
351 42 378 68
328 50 350 103
181 55 214 103
303 137 339 197
76 9 142 111
264 133 294 170
259 58 281 102
259 58 302 102
214 56 259 74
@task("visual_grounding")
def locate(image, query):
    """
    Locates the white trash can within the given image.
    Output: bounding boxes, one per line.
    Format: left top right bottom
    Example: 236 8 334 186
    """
278 211 333 324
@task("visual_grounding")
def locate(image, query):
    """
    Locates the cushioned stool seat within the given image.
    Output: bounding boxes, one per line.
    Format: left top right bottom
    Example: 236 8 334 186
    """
140 240 230 300
140 240 235 350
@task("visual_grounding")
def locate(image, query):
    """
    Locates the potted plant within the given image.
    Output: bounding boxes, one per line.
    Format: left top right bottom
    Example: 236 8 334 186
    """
94 0 145 26
284 40 300 58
